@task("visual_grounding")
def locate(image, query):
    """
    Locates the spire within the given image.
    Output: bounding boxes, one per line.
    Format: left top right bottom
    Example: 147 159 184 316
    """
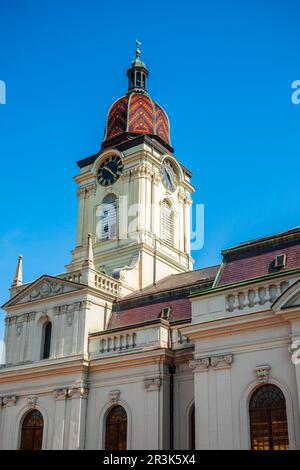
12 255 23 287
127 39 148 94
83 234 95 270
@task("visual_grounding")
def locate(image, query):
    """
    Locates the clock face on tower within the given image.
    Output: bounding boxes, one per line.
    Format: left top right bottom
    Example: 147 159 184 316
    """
97 155 124 186
161 159 177 192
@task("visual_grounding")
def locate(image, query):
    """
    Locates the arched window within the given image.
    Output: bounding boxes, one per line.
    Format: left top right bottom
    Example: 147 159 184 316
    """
189 404 195 450
99 194 117 240
20 409 44 450
161 200 173 244
42 322 52 359
249 384 289 450
136 71 141 87
105 405 127 450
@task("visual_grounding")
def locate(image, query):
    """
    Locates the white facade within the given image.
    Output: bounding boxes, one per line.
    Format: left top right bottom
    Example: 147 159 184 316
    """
185 274 300 450
1 261 300 449
1 54 300 450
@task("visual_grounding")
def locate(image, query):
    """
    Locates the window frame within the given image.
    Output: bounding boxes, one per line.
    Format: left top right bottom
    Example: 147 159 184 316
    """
41 321 52 360
105 405 128 451
20 409 44 450
249 384 289 450
161 199 174 245
98 193 118 241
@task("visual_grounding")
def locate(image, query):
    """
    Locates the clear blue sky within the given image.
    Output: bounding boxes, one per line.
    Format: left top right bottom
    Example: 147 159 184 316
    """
0 0 300 340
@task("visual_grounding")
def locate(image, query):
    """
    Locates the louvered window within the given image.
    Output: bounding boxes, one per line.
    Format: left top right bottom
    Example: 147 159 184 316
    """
161 200 173 244
100 194 117 240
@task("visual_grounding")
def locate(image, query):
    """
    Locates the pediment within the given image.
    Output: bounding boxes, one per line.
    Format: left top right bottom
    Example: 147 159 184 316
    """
272 278 300 313
284 294 300 308
3 275 85 308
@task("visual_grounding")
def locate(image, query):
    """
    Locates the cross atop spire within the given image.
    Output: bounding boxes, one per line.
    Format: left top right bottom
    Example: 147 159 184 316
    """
127 40 148 94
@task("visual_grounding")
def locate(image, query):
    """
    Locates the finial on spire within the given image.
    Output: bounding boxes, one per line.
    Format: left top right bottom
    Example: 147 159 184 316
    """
127 40 148 94
135 39 141 57
12 255 23 287
83 234 95 270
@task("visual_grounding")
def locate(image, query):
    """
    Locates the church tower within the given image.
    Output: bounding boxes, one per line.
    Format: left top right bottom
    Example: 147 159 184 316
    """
67 44 195 291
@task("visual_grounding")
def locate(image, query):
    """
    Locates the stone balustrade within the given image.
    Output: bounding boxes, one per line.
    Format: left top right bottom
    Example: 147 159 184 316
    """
58 271 82 284
94 274 119 295
225 280 290 313
58 270 120 296
89 324 169 358
98 332 137 354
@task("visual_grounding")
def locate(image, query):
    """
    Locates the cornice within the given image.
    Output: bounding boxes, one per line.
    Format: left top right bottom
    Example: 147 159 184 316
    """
4 282 119 314
222 229 300 257
89 318 170 338
182 309 287 341
189 268 300 300
89 348 172 373
0 357 89 384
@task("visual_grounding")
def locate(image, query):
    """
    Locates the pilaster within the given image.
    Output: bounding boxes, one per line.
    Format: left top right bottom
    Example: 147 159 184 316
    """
67 385 89 450
53 388 68 449
144 376 162 449
189 354 233 449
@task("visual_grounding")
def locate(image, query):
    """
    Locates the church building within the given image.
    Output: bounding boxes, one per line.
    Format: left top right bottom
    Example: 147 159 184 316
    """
1 46 300 450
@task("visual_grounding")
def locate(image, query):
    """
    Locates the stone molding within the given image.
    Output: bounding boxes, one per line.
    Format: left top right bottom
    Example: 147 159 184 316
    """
178 188 188 203
255 364 271 383
67 386 88 399
16 323 23 336
66 313 74 327
189 354 233 372
1 395 17 407
27 396 38 408
53 388 68 400
5 312 36 326
131 164 154 180
77 183 97 200
30 280 63 301
189 357 210 372
144 377 161 391
108 390 120 403
211 354 233 370
152 172 161 185
54 302 81 317
53 385 88 400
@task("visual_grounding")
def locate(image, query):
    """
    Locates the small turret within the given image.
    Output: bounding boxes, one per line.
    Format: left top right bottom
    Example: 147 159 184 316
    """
12 255 23 287
127 40 148 94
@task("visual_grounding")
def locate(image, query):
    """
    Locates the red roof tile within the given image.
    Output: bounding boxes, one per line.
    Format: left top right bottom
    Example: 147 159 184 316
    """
108 298 191 329
107 266 219 330
217 227 300 286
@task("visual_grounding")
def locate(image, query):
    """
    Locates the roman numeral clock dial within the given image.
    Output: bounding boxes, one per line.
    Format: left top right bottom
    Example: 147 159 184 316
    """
97 155 124 186
161 159 177 192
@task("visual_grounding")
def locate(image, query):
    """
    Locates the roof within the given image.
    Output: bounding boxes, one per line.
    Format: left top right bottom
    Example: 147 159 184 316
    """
217 227 300 287
77 134 175 169
107 298 191 329
107 265 219 330
123 265 219 300
102 93 170 149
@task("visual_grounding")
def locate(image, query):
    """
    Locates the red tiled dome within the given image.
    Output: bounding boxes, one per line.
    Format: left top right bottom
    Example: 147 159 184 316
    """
103 92 171 147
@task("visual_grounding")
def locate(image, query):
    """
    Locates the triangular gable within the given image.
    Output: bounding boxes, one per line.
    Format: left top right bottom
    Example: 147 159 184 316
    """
3 274 85 308
272 278 300 313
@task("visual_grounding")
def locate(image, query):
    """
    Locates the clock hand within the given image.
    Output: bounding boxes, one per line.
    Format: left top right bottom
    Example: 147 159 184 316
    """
165 169 173 187
103 166 116 177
